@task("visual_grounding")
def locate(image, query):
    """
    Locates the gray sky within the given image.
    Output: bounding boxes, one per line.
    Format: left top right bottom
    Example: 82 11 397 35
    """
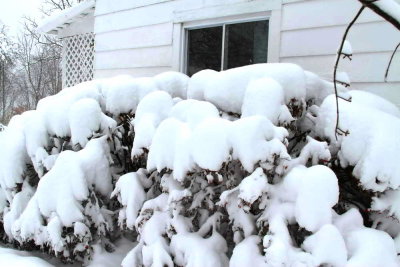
0 0 43 37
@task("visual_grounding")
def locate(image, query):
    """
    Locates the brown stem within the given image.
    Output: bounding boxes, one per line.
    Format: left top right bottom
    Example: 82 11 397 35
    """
333 6 365 140
385 42 400 82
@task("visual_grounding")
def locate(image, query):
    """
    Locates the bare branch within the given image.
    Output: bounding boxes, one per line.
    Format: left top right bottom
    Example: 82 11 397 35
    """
333 6 365 140
358 0 400 31
385 42 400 82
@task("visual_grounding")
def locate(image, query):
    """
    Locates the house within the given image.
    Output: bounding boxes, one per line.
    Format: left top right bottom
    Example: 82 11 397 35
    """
37 0 400 106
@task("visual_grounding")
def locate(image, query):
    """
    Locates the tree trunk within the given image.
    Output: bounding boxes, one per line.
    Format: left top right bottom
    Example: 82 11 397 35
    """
1 61 5 123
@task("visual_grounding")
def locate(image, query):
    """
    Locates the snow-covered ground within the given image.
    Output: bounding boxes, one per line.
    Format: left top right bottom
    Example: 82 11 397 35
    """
0 246 54 267
0 238 134 266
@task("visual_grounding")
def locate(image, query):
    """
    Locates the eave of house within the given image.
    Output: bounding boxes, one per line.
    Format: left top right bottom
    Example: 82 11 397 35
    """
37 0 95 35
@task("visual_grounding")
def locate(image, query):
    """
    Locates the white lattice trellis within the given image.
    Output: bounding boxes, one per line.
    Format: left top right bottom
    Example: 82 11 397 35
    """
62 33 95 88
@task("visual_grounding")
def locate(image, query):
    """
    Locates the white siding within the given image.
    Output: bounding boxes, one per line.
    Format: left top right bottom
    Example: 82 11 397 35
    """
95 46 172 69
94 0 278 79
93 0 400 106
280 0 400 106
95 23 173 52
96 67 173 78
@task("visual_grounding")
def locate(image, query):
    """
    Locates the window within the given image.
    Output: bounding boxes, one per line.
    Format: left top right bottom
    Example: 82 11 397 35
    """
186 20 269 76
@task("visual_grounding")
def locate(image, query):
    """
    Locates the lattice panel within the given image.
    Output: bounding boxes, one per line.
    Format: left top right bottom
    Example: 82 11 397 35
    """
62 33 95 88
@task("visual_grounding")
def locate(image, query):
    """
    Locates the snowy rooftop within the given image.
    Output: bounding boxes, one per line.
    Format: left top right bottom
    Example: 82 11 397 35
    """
36 0 95 35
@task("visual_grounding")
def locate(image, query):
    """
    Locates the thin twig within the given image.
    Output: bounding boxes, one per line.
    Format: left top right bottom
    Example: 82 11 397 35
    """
333 6 365 140
385 42 400 82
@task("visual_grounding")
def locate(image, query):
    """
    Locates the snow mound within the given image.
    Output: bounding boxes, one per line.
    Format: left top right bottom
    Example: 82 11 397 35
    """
316 95 400 192
153 71 189 99
346 228 399 267
303 224 347 266
69 98 116 147
349 90 400 117
241 77 294 126
230 236 265 267
270 165 339 232
188 63 307 115
132 91 174 157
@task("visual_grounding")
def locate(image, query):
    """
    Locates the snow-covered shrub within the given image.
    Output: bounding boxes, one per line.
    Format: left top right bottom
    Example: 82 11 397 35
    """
0 64 399 266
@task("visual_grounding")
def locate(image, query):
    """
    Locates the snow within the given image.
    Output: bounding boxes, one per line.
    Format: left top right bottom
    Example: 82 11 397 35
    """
147 112 291 180
4 184 34 240
237 168 269 205
0 117 28 191
37 0 95 34
190 118 231 171
1 64 399 266
47 216 64 253
316 95 400 192
304 70 347 105
346 228 399 267
0 247 53 267
11 136 112 253
241 77 294 126
230 116 289 173
230 236 265 267
341 40 353 56
286 136 331 171
188 63 307 114
169 99 220 129
111 172 147 229
333 208 365 237
0 238 135 267
336 71 350 86
37 80 102 137
88 238 136 267
283 165 339 232
348 90 400 117
69 98 116 147
302 224 347 266
170 215 229 267
100 72 188 116
147 118 191 174
100 76 144 115
153 71 190 99
132 91 174 157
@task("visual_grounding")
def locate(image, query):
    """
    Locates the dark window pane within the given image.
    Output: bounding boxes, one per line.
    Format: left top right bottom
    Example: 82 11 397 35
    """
224 20 268 69
187 27 223 76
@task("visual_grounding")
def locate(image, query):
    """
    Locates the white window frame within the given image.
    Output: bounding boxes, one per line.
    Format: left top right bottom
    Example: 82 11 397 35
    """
179 11 271 74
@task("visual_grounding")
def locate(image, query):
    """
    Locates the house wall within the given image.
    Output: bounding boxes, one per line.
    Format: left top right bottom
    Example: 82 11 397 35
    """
280 0 400 106
93 0 400 106
93 0 281 78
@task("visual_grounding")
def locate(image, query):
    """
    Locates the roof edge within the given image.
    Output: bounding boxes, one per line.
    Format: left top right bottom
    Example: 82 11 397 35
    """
37 0 95 35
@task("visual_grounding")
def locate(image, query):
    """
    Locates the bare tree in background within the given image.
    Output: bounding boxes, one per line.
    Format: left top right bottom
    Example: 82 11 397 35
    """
0 0 85 124
0 24 17 123
15 20 63 109
40 0 85 16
